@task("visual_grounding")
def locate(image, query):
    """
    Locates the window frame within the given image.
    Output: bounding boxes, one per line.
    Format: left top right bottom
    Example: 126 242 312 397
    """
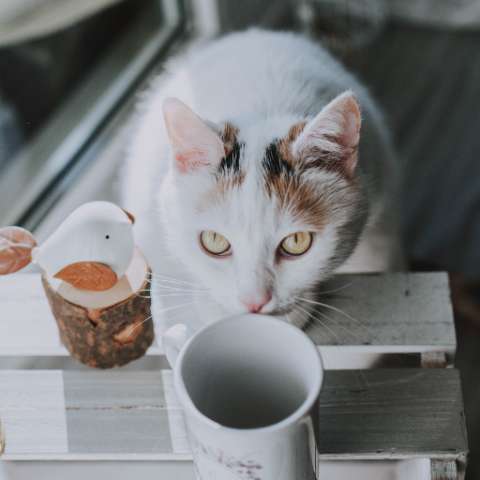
0 0 187 229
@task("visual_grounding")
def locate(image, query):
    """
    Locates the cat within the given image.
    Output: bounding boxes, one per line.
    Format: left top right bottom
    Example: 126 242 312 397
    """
122 29 400 339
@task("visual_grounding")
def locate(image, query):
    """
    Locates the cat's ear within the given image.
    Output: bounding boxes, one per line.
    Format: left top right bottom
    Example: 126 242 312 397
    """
293 91 361 179
162 97 224 173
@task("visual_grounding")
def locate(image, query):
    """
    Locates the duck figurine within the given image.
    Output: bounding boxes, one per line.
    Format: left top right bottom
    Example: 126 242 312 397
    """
0 201 135 291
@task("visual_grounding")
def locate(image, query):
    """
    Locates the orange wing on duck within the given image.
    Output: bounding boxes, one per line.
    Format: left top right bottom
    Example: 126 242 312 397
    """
54 262 118 291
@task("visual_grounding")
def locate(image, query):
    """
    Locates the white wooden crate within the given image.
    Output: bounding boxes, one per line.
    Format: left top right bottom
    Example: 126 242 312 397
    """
0 272 467 479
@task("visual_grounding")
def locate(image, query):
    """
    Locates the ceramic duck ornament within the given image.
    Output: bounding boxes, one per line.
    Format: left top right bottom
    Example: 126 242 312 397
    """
0 201 135 291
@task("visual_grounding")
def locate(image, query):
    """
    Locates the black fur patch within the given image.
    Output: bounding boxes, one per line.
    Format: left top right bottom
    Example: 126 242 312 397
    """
262 142 294 178
218 141 243 176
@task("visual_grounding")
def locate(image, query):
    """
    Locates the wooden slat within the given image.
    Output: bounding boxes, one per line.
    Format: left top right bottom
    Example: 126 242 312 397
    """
0 368 467 462
0 459 434 480
305 272 455 349
0 273 456 363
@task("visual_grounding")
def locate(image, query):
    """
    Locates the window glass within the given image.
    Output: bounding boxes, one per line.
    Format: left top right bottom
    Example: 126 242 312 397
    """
0 0 179 226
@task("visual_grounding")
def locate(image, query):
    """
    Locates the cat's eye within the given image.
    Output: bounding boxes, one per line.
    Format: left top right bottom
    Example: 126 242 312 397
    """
279 232 313 257
200 230 231 256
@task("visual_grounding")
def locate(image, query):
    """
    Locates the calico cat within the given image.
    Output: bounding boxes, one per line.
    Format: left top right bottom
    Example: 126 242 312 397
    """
122 29 399 337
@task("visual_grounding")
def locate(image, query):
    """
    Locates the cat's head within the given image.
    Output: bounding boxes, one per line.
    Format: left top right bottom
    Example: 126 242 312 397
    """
158 92 368 322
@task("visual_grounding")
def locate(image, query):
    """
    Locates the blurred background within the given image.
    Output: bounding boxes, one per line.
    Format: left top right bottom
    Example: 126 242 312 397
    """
0 0 479 477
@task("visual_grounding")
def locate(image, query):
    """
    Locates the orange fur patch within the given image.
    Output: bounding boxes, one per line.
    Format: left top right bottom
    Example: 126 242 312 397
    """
264 121 329 230
221 122 239 157
266 174 328 230
277 121 306 164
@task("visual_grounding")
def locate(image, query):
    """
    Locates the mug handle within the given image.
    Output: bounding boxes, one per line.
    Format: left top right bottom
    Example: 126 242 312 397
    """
162 323 188 368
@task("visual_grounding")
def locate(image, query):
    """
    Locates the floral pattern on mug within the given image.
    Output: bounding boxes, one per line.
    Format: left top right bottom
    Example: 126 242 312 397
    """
190 433 263 480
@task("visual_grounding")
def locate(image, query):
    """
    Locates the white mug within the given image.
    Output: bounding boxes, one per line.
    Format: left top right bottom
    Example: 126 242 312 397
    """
165 314 323 480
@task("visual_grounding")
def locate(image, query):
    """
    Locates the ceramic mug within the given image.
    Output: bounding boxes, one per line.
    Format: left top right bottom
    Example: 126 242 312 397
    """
165 314 323 480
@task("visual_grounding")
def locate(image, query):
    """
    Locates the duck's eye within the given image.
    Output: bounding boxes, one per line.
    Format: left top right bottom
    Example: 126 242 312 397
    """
200 231 231 256
105 235 110 240
279 232 313 257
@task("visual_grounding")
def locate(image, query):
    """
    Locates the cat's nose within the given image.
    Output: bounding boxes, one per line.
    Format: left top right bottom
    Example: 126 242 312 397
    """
242 292 272 314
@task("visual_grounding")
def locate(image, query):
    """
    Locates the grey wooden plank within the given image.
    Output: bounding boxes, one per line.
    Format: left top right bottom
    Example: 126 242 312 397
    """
0 369 467 461
63 371 172 455
305 272 456 350
318 369 467 459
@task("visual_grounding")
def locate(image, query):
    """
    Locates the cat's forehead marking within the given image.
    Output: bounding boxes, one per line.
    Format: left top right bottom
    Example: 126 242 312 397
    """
216 122 245 191
221 122 239 156
262 121 328 230
261 121 306 186
277 121 307 164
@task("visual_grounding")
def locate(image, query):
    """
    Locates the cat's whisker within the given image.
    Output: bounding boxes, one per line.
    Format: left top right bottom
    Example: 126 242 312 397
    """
152 300 199 314
125 314 153 336
147 272 204 288
316 281 354 296
125 300 201 337
138 285 205 294
147 270 194 281
150 284 209 294
293 304 341 344
297 299 362 341
136 291 209 299
148 277 203 289
295 296 369 335
141 282 205 291
145 276 208 292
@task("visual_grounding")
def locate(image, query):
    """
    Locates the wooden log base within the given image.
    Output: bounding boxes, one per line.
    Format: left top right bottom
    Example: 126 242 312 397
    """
42 249 154 368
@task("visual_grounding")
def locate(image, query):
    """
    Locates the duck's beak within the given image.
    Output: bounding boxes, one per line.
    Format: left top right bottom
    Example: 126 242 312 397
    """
122 209 135 224
54 262 118 291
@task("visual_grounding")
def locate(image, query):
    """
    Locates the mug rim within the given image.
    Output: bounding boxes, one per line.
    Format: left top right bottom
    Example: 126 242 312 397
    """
173 313 324 434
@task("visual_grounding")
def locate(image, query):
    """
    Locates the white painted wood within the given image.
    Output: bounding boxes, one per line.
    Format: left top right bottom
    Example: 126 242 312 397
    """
0 274 64 356
0 459 433 480
0 371 68 455
0 273 455 367
161 370 190 454
398 459 432 479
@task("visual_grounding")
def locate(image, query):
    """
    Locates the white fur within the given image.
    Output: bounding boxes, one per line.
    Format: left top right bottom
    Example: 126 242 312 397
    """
122 30 399 337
